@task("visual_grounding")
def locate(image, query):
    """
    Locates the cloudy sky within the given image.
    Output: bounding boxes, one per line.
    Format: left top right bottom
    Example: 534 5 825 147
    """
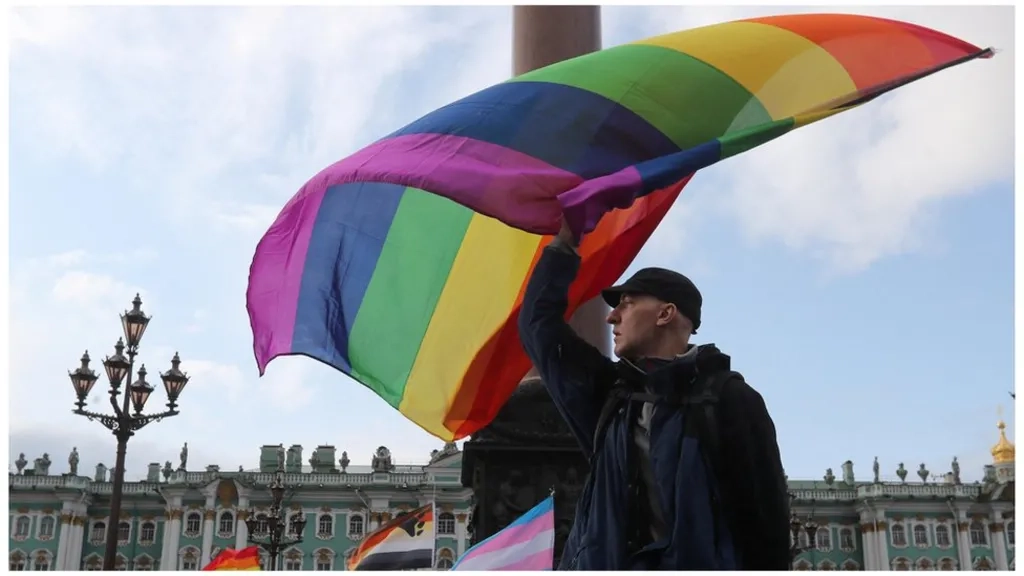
8 4 1015 484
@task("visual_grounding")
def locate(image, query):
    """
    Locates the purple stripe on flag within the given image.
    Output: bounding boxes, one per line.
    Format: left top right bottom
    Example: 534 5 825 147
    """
326 133 583 235
557 166 644 237
247 178 331 373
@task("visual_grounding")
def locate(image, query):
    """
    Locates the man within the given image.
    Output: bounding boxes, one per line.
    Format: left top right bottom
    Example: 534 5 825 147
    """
517 222 790 570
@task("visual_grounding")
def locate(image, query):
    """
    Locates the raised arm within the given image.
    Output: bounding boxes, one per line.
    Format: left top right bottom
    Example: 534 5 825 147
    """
517 232 616 457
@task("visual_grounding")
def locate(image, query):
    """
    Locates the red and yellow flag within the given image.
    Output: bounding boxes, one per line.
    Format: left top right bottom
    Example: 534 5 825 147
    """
203 547 261 571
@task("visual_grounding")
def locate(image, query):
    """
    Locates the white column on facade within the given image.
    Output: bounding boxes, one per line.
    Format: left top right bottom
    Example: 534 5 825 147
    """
67 517 86 570
957 521 973 571
991 521 1009 571
875 518 890 570
859 521 875 571
235 497 250 551
455 513 467 558
54 513 72 570
161 509 183 571
200 507 216 568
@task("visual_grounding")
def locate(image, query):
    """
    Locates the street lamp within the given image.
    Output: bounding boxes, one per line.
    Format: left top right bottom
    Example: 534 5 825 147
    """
789 502 819 570
246 470 307 571
68 294 190 571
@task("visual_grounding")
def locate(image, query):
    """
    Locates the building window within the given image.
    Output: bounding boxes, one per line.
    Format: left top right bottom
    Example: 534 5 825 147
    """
815 527 831 550
255 514 269 535
288 514 303 536
840 560 860 571
38 517 55 540
90 522 106 543
348 515 364 538
970 521 988 546
10 551 26 571
318 514 333 538
284 559 301 571
218 512 234 537
32 551 51 571
974 557 994 571
939 557 956 571
135 556 154 571
14 516 31 539
438 512 456 535
793 559 812 571
936 524 952 548
118 521 131 543
818 559 836 571
316 560 331 571
916 558 934 571
913 524 928 547
83 556 102 571
184 513 202 536
114 555 128 571
140 522 156 544
180 548 199 571
437 558 454 570
839 528 855 551
892 557 911 571
891 524 907 547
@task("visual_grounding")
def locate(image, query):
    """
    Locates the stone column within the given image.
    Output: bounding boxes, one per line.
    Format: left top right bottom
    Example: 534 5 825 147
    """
161 508 183 571
200 508 216 568
235 508 250 551
54 513 72 570
455 513 468 558
875 520 890 570
858 522 875 571
957 521 973 571
67 516 86 570
991 521 1009 571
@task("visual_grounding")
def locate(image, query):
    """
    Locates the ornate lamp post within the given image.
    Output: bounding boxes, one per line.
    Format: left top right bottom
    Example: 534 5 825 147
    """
245 470 307 571
68 294 190 571
789 497 819 570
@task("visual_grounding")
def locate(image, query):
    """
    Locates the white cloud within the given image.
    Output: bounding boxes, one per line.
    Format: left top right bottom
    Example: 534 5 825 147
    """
634 5 1013 272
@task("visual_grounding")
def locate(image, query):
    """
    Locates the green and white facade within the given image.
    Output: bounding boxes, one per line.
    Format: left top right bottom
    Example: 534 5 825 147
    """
9 423 1015 571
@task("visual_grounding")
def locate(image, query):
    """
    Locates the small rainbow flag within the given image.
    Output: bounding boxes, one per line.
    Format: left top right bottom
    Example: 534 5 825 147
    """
203 547 261 571
347 504 435 571
451 496 555 571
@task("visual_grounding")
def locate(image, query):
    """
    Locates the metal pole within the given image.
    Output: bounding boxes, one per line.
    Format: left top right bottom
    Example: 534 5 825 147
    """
102 351 136 571
513 5 612 373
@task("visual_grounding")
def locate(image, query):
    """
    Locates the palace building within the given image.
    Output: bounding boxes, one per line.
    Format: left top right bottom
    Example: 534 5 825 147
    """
8 421 1015 570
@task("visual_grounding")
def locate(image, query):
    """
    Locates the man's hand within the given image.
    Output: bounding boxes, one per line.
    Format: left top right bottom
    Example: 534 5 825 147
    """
557 219 579 248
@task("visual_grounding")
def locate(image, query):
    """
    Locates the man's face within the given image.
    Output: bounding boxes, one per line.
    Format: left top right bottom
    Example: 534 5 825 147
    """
606 292 669 359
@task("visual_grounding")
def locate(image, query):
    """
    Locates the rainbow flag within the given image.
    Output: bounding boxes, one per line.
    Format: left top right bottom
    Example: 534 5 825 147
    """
451 496 555 571
203 547 261 571
347 504 435 571
247 14 992 441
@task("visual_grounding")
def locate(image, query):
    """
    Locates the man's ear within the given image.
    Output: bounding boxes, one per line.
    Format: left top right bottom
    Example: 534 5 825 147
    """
656 303 678 326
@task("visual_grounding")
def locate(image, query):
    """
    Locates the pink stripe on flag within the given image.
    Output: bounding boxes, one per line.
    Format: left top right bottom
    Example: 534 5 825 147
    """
500 548 553 571
474 510 551 551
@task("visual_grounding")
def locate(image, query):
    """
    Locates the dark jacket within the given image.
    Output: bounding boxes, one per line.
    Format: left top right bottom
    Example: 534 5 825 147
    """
517 244 790 570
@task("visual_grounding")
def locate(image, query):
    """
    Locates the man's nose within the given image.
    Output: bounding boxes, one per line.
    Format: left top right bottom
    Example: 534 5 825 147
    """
606 310 618 324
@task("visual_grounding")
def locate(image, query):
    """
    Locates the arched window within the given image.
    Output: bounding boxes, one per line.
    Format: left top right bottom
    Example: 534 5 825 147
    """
118 521 131 542
913 524 928 547
90 521 106 543
839 527 855 551
180 547 200 571
892 557 911 571
793 559 812 571
348 514 364 538
936 524 952 548
82 555 102 571
9 550 26 571
916 557 934 571
841 560 860 571
283 549 303 571
815 527 831 550
974 556 994 571
185 512 202 536
938 557 957 571
38 516 55 539
314 549 334 571
438 512 456 535
140 521 156 544
218 512 234 536
256 514 269 535
114 554 128 571
970 521 988 546
818 559 836 571
135 554 154 571
890 524 907 547
32 550 52 571
14 516 31 538
436 549 455 570
317 514 333 537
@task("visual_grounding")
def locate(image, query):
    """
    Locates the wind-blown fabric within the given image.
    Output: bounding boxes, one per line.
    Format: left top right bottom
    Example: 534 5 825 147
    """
247 13 992 441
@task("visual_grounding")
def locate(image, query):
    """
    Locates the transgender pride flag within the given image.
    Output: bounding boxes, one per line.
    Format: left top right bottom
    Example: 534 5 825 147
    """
451 496 555 571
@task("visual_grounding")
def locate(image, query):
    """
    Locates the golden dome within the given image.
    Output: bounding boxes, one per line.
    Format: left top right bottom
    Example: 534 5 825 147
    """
991 420 1015 464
